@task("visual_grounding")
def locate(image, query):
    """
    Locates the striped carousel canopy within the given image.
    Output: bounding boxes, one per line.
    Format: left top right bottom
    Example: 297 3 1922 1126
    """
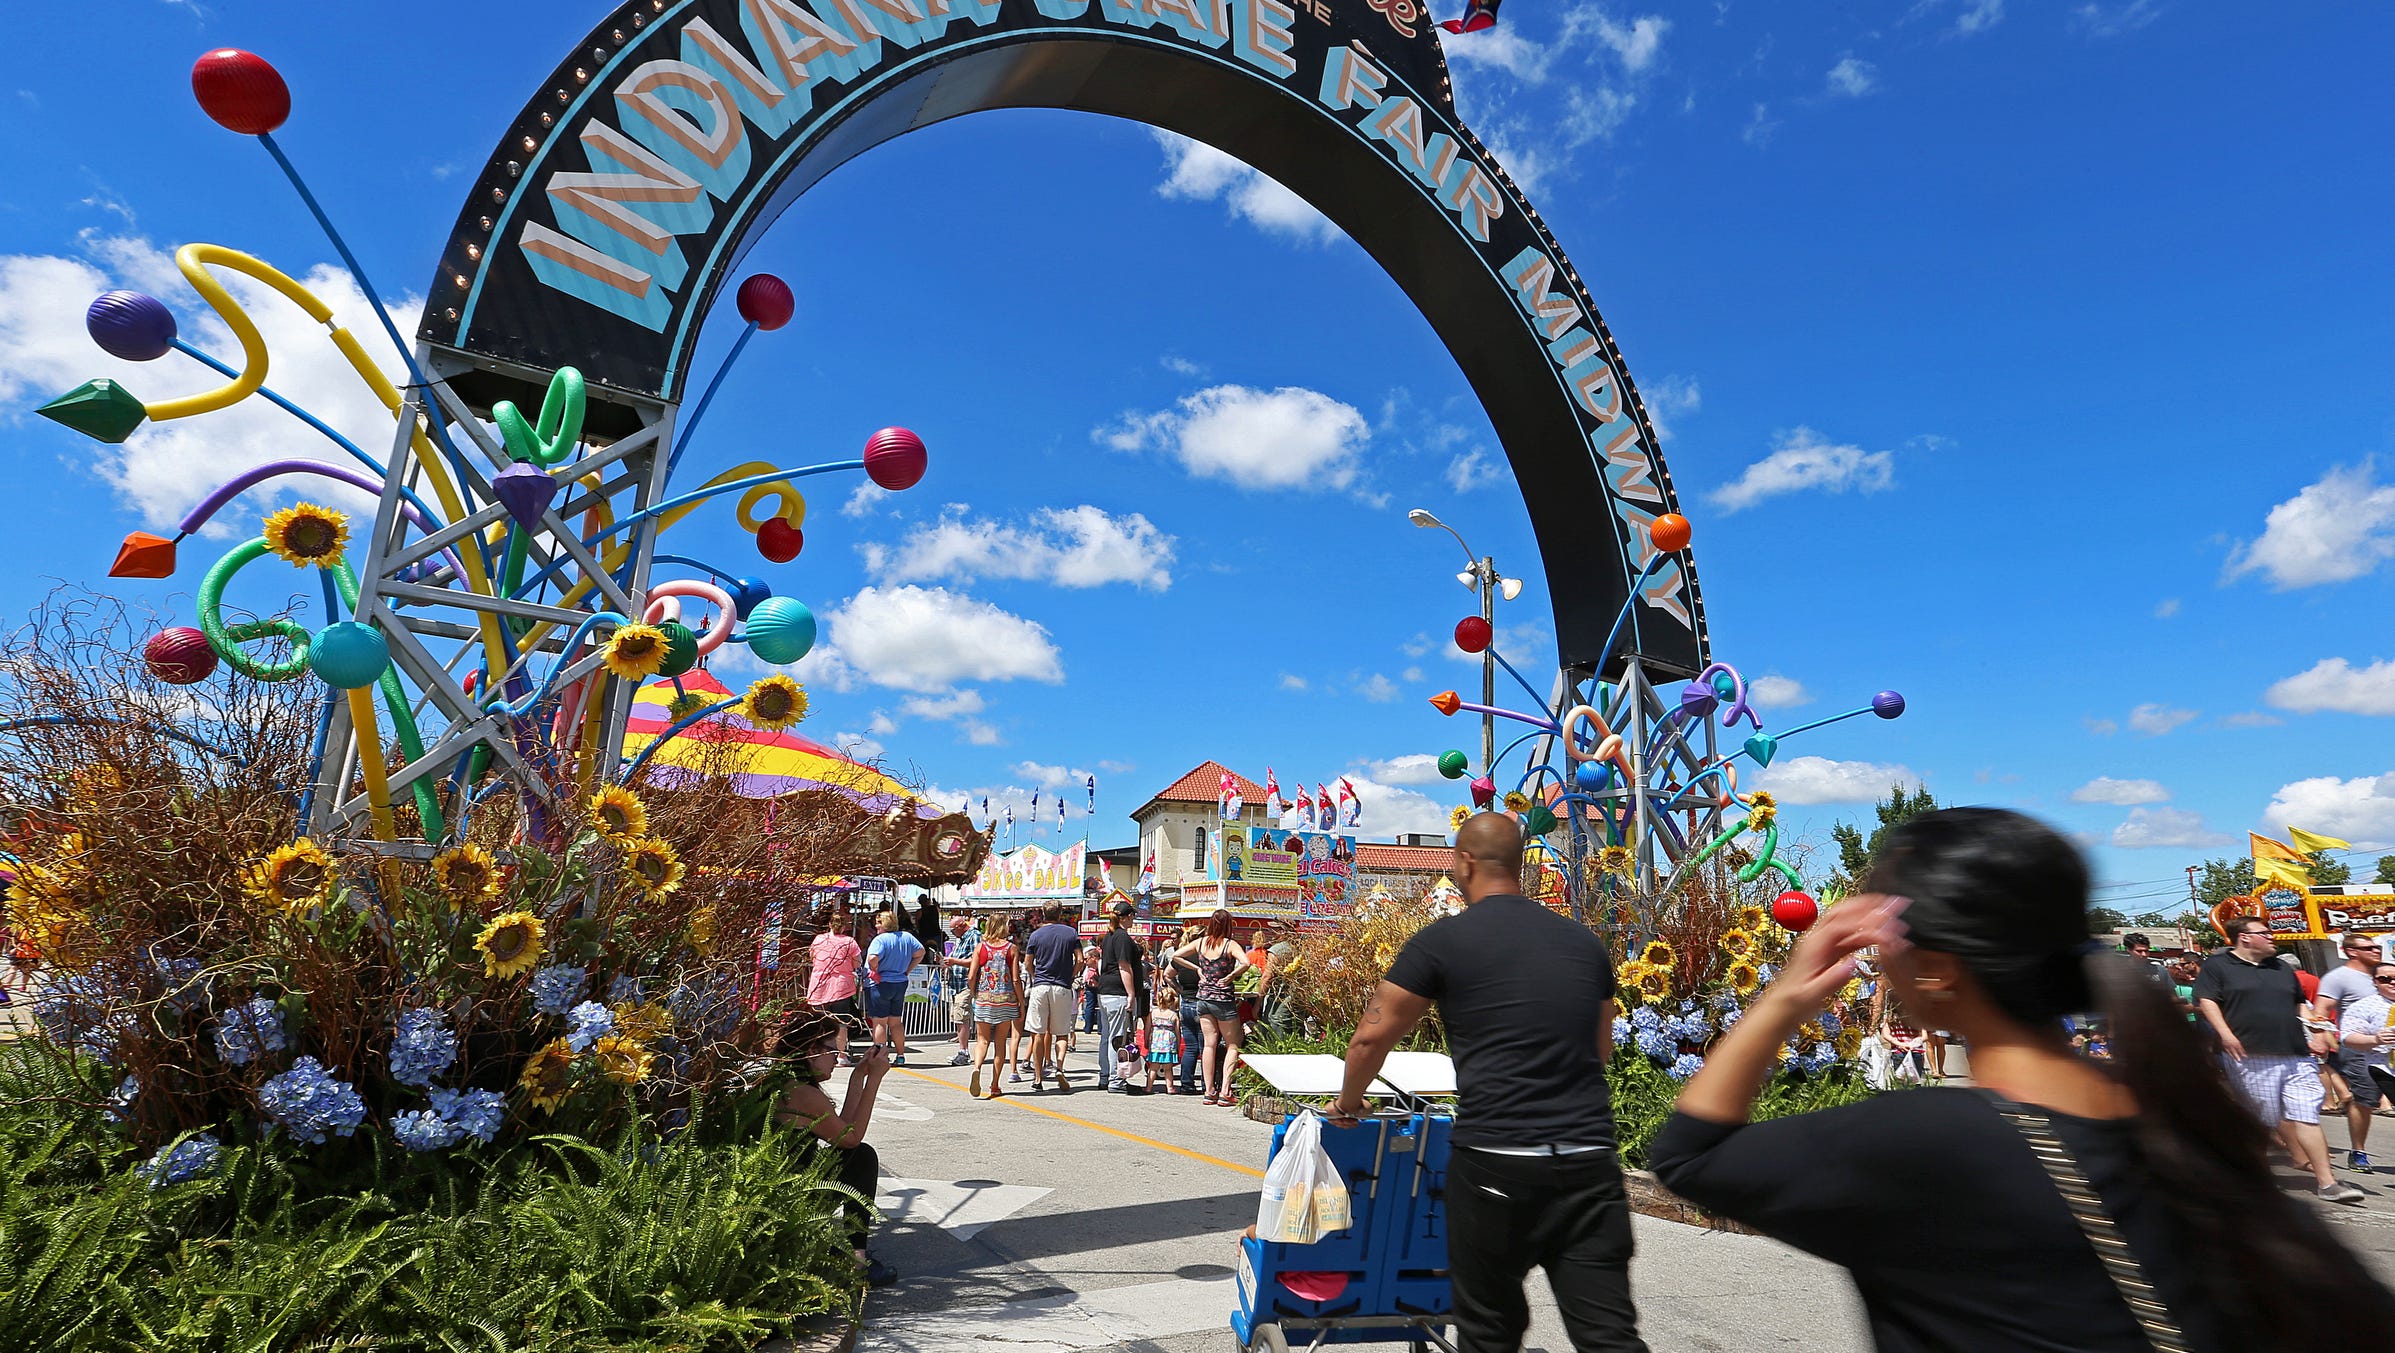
623 669 920 810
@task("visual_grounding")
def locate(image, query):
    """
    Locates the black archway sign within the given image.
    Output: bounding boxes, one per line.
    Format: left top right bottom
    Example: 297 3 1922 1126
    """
418 0 1709 676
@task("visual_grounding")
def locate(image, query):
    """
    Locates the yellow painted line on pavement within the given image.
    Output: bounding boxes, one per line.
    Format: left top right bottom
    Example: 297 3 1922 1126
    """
894 1067 1265 1179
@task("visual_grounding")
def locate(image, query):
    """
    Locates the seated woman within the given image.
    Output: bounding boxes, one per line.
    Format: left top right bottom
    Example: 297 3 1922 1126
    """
774 1008 897 1288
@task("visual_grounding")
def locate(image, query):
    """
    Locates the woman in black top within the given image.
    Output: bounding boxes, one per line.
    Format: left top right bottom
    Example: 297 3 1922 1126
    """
1650 808 2395 1352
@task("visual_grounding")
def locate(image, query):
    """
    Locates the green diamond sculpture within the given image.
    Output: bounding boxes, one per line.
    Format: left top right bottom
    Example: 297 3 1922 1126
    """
37 379 149 443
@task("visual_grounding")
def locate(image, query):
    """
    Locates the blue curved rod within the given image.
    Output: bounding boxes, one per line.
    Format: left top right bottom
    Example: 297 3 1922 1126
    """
650 553 748 588
483 610 629 718
0 714 243 765
508 459 866 599
664 320 758 485
1594 553 1672 676
616 694 743 784
1485 644 1552 714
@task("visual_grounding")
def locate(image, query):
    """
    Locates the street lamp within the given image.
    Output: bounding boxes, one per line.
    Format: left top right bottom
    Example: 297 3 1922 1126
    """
1408 509 1518 773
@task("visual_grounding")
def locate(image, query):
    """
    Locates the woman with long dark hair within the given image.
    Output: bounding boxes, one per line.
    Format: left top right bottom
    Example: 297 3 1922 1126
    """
1651 807 2395 1351
1171 908 1252 1106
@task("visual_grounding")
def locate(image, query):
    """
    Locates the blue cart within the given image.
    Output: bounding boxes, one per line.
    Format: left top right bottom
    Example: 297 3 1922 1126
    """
1232 1106 1457 1353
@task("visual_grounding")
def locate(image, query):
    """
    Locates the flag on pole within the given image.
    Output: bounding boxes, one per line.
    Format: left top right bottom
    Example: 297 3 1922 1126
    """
1316 784 1333 831
1057 796 1065 826
1295 785 1315 830
2251 832 2312 889
1139 850 1156 893
1264 768 1284 819
1087 774 1096 814
1031 789 1040 819
981 796 990 824
1224 771 1245 819
1338 777 1360 828
2290 826 2352 855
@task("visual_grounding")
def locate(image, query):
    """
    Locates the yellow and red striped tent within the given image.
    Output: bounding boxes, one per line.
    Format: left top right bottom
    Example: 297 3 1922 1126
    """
622 669 914 809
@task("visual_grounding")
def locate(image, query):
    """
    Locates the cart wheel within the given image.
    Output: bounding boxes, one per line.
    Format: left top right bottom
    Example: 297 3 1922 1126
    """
1245 1321 1290 1353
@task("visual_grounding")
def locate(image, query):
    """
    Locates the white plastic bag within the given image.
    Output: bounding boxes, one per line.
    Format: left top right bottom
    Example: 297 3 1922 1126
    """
1256 1111 1351 1243
1858 1036 1890 1091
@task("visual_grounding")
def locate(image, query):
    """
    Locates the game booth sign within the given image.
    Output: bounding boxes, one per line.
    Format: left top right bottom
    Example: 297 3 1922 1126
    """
1179 826 1356 934
2219 885 2395 942
959 839 1089 915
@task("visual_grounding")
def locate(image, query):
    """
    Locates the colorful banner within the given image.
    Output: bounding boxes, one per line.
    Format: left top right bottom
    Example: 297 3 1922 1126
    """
962 840 1087 902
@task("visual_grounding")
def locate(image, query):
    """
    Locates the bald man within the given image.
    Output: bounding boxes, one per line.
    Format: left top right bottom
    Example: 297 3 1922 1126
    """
1333 813 1645 1353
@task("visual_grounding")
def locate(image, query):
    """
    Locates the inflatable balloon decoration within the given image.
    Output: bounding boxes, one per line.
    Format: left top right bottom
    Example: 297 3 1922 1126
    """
1412 510 1908 934
40 48 926 855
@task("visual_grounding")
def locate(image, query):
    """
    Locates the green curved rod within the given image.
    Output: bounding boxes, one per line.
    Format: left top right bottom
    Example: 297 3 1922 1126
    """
329 560 444 839
1682 815 1751 875
1735 822 1783 883
197 539 312 681
493 366 585 467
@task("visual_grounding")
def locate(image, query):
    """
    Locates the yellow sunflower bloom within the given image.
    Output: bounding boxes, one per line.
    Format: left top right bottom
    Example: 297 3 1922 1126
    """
1640 939 1675 969
1502 790 1531 813
476 910 546 979
1835 1025 1864 1058
588 786 647 843
1733 904 1767 931
1596 845 1635 876
742 675 807 730
1727 961 1761 995
1718 928 1756 959
519 1038 577 1111
612 1001 671 1044
619 837 685 899
600 624 669 680
1747 790 1778 812
428 843 501 908
1797 1020 1826 1045
685 904 719 955
1448 805 1472 833
591 1033 656 1085
1839 977 1864 1005
261 502 351 568
244 839 335 913
668 691 713 721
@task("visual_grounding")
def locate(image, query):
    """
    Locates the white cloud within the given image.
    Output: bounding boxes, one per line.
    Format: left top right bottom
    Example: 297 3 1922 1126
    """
841 483 891 518
0 234 421 534
1826 57 1879 97
1742 103 1780 147
2154 598 2181 618
866 711 900 737
1441 26 1560 82
1278 673 1309 692
823 585 1063 694
1572 10 1670 72
1340 775 1463 838
2072 0 2164 37
2267 657 2395 717
1161 355 1203 377
1641 375 1701 443
1708 426 1894 513
2224 463 2395 590
1444 447 1506 493
2071 777 2170 806
1401 666 1425 683
861 504 1175 591
1563 86 1640 144
2085 717 2120 736
1013 761 1094 789
1098 759 1136 775
1357 674 1401 703
1151 131 1338 244
959 718 1002 746
900 688 986 721
2221 711 2285 729
1101 384 1369 492
1953 0 2004 34
2263 774 2395 850
828 731 886 761
1748 675 1812 710
1356 753 1445 786
1753 757 1923 805
2127 702 2197 736
2111 806 2229 849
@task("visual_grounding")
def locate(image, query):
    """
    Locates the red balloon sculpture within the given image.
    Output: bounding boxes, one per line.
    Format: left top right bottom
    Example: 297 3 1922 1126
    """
734 274 795 330
1772 890 1818 933
1453 615 1492 653
191 49 290 136
863 427 927 491
145 627 219 685
756 517 803 563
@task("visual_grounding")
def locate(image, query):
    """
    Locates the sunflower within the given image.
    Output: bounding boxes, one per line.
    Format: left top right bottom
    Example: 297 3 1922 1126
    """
1718 928 1756 959
741 674 808 730
428 843 501 908
1448 804 1472 832
1634 967 1672 1004
1640 939 1675 969
1835 1025 1864 1058
684 904 719 956
1838 977 1864 1005
1501 790 1531 813
619 836 686 899
519 1038 578 1111
244 839 335 913
591 1033 656 1085
1616 957 1651 985
475 910 546 979
1733 904 1767 931
1596 845 1635 877
588 786 647 843
1726 961 1761 995
600 624 669 680
261 502 351 567
1797 1020 1826 1045
612 1000 671 1044
668 691 713 721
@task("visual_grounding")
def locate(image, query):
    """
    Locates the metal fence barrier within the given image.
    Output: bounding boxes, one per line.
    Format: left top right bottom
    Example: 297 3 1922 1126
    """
902 968 960 1043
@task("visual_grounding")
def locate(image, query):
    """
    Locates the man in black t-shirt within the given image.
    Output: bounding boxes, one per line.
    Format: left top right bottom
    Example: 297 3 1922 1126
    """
1332 814 1647 1353
1022 904 1083 1094
1097 900 1145 1093
2195 916 2360 1203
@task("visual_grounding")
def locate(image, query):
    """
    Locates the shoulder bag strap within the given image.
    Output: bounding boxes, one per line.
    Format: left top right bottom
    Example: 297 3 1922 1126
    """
1982 1093 2191 1353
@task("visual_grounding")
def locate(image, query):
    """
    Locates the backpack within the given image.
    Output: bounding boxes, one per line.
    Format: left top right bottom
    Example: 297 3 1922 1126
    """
975 943 1018 1001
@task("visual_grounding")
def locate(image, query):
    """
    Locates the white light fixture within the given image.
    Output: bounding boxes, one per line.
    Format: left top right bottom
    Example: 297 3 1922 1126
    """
1456 570 1478 590
1408 508 1441 528
1499 576 1524 601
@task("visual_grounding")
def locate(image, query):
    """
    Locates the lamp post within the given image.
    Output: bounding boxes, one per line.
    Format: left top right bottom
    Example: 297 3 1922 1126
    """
1407 509 1521 774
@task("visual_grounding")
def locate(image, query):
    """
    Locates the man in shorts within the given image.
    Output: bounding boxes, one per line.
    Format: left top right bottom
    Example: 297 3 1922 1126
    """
1022 903 1083 1093
2314 931 2387 1171
2196 916 2364 1203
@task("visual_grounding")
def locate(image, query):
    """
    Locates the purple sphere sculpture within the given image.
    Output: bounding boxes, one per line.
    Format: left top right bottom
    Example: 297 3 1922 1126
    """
1872 690 1906 719
87 291 177 362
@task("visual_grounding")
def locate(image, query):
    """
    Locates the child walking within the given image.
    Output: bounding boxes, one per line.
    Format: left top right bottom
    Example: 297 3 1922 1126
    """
1146 986 1182 1093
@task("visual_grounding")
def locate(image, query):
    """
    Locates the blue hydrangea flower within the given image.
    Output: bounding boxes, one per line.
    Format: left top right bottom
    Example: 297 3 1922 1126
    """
1809 1041 1837 1069
139 1133 222 1187
213 997 286 1066
427 1087 506 1145
107 1074 140 1124
392 1109 466 1152
1667 1053 1705 1081
565 1001 614 1053
1634 1026 1676 1061
1628 1005 1663 1032
1759 963 1779 984
1719 1004 1743 1030
1678 1009 1715 1040
530 964 588 1017
388 1008 457 1087
32 973 129 1062
257 1056 367 1145
668 976 739 1041
149 951 208 1013
1612 1016 1633 1046
1819 1009 1843 1038
607 974 645 1005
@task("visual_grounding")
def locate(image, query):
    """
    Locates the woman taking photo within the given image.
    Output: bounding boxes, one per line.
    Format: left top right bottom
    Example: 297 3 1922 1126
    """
964 915 1024 1099
1652 807 2395 1351
774 1009 896 1288
1172 909 1252 1107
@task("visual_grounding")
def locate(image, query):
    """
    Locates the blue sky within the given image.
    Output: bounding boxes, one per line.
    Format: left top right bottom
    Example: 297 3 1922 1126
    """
1 0 2390 914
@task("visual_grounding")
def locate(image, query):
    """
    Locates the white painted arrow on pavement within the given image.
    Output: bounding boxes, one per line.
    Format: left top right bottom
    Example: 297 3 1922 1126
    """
857 1273 1236 1352
874 1176 1053 1242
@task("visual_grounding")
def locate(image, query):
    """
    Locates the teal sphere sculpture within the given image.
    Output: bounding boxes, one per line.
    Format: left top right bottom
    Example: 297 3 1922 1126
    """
309 621 389 689
744 597 817 665
656 620 700 678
